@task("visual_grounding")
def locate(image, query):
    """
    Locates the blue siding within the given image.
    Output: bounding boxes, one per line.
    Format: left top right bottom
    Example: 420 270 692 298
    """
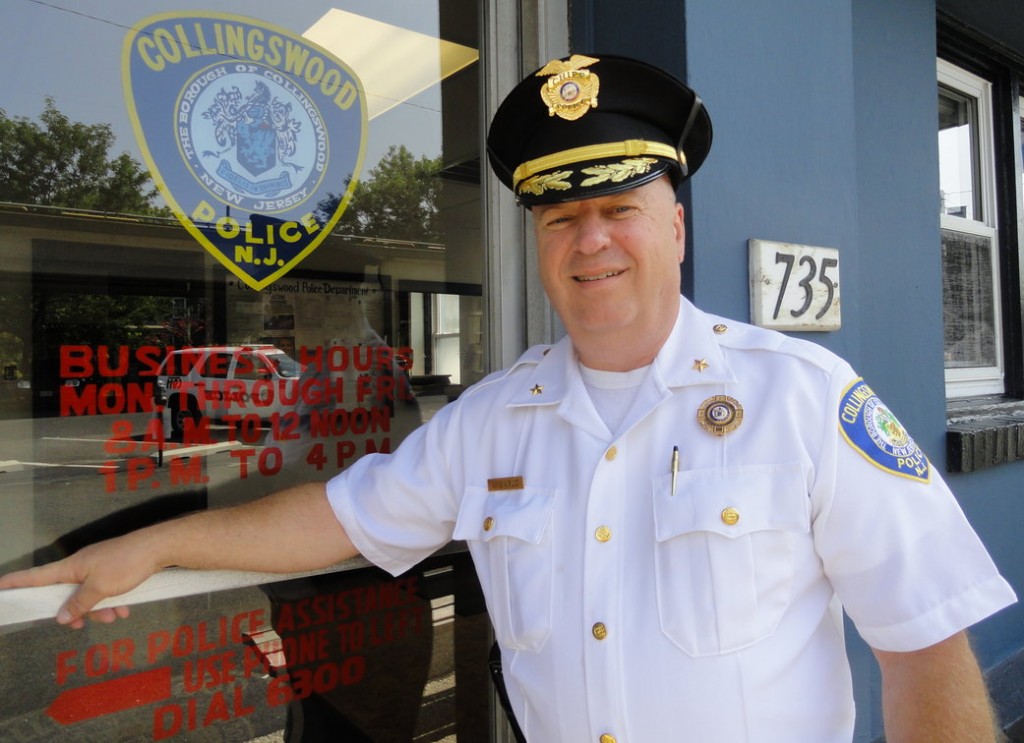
683 1 1024 740
685 0 858 360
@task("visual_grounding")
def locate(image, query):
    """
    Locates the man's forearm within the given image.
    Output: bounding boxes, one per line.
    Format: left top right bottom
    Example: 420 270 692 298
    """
875 631 1000 742
140 482 359 573
0 481 359 625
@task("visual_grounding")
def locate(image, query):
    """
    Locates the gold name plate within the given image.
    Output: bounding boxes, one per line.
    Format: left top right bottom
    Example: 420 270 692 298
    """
487 476 525 491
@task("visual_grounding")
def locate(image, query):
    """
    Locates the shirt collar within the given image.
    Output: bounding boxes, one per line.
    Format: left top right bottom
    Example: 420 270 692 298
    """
653 295 737 388
507 295 736 410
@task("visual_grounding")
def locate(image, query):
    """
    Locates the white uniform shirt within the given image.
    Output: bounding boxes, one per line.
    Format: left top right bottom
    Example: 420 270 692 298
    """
328 296 1016 742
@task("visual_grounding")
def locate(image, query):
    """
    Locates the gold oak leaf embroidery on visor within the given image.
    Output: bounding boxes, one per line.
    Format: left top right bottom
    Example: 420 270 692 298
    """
581 157 658 187
518 170 574 196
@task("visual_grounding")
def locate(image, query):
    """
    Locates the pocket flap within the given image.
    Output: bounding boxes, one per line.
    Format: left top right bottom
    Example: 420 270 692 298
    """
654 463 808 541
453 486 556 543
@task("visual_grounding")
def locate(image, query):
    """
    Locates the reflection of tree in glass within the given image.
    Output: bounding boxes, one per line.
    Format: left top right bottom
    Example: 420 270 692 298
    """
40 295 166 349
316 144 443 243
0 100 177 395
0 97 167 216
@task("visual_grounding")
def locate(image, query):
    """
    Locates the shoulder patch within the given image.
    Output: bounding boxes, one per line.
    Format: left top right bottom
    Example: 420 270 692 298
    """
838 378 930 483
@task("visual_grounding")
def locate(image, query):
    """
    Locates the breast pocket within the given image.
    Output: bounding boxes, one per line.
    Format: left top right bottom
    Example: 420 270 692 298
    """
453 486 556 651
653 463 810 657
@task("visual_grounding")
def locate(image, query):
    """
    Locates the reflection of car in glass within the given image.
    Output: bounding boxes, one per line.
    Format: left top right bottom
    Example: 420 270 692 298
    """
27 357 129 417
155 345 303 435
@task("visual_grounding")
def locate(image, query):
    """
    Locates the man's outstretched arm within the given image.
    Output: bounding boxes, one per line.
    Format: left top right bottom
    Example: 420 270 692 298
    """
874 630 1001 743
0 482 358 628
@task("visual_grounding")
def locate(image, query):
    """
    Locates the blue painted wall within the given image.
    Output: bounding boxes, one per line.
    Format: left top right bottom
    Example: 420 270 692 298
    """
683 1 1024 740
575 0 1023 739
684 0 860 359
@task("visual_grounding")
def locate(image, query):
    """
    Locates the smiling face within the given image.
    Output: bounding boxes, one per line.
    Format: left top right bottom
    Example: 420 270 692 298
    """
532 176 685 371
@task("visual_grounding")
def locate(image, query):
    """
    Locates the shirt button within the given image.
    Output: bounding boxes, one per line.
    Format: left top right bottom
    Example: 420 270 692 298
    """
592 622 608 640
721 507 740 526
595 525 612 542
600 735 617 743
483 516 495 531
605 446 617 461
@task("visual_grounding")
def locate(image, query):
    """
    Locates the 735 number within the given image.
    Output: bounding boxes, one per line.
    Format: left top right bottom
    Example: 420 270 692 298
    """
748 239 841 331
773 252 838 321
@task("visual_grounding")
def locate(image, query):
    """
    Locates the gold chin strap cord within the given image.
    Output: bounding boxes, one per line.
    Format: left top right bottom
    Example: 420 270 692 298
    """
511 139 686 190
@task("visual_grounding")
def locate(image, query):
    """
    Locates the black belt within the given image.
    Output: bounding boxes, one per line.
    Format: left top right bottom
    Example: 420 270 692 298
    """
488 642 527 742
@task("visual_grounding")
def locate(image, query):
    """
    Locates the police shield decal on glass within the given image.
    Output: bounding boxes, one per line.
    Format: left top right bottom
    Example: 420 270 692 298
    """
123 13 367 290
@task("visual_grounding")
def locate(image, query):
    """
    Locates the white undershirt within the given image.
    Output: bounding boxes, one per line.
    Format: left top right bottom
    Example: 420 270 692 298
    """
579 363 650 435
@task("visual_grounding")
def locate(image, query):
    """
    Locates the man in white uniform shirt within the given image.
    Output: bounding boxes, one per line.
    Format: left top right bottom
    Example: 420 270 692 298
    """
0 54 1016 741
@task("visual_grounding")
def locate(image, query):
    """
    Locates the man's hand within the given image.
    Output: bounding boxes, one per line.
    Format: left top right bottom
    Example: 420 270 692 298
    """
0 528 167 628
874 630 1001 742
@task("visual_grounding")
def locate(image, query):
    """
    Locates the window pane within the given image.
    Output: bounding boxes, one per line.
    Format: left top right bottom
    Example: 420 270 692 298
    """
0 1 492 740
938 86 982 220
941 228 998 368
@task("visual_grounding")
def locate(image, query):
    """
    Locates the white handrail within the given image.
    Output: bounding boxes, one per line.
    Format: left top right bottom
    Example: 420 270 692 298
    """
0 559 369 628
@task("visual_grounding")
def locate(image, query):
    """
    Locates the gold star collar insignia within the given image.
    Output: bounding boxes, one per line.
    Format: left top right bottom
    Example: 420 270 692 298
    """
692 359 709 373
530 384 545 396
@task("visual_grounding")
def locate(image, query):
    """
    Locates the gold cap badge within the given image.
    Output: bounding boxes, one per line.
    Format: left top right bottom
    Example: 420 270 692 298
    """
537 54 601 121
698 395 744 436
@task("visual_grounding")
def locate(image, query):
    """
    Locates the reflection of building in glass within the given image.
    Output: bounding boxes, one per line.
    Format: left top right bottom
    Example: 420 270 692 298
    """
0 204 482 423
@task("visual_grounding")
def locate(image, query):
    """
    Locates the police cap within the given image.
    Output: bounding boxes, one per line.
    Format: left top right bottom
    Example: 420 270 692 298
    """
486 53 712 207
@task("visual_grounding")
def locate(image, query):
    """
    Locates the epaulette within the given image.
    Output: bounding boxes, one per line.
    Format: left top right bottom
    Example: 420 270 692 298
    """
511 344 553 367
706 315 782 351
710 314 842 373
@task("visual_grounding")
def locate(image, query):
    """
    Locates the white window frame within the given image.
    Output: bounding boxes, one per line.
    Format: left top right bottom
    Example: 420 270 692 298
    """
938 59 1005 397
